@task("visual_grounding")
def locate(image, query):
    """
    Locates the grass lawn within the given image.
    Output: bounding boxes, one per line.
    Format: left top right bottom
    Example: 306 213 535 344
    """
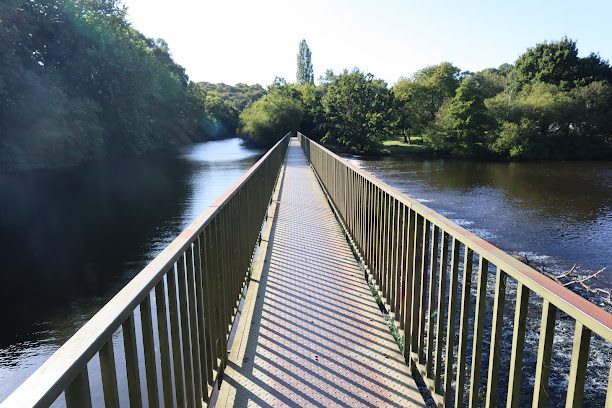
382 135 431 156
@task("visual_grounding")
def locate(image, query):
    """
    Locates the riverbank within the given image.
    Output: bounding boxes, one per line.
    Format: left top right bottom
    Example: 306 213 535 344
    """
379 134 612 161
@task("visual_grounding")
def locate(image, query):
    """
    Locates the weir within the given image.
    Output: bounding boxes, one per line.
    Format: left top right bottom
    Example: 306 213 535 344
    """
2 133 611 408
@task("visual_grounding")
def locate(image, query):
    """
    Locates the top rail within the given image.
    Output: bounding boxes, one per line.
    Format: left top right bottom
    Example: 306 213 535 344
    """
2 133 290 408
298 132 612 407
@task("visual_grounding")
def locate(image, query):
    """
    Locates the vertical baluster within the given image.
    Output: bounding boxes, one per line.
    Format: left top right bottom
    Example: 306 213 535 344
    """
485 267 507 408
154 279 174 408
565 322 592 408
349 171 354 234
383 194 391 300
410 214 424 363
227 201 236 312
222 211 231 353
186 244 203 406
203 227 218 380
370 182 376 271
167 265 186 406
434 231 449 393
454 247 473 407
532 300 557 408
418 218 430 361
385 196 394 303
378 190 386 287
403 209 416 361
390 199 399 314
65 368 93 408
195 235 211 401
372 186 381 283
392 199 400 310
99 340 120 408
398 204 408 330
140 294 159 408
379 189 386 287
507 283 531 407
468 257 489 407
443 238 461 405
213 217 229 376
394 201 405 316
426 225 440 378
360 176 366 253
176 255 195 408
123 314 143 407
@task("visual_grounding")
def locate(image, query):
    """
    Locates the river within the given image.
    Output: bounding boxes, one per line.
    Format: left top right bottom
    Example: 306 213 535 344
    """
0 138 263 402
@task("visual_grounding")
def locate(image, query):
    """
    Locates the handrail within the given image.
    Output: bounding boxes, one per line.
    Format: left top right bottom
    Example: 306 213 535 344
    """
2 133 290 408
298 132 612 407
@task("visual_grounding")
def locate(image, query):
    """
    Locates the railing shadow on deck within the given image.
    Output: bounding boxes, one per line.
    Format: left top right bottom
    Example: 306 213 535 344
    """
298 132 612 408
1 134 290 408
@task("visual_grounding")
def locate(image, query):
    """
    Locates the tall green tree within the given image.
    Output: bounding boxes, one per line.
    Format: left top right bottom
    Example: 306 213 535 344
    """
509 37 612 92
296 39 314 85
320 69 394 153
239 91 303 147
393 62 461 139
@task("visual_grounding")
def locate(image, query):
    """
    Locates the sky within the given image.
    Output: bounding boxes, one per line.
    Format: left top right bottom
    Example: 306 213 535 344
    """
122 0 612 86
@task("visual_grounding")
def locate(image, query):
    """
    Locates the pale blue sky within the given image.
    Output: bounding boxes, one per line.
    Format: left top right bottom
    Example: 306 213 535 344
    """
122 0 612 86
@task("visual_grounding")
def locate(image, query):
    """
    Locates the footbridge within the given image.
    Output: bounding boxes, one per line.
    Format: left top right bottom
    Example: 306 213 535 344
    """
2 133 611 407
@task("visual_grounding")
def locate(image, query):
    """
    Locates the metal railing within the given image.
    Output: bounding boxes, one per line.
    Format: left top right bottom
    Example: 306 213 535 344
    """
298 132 612 407
2 134 290 408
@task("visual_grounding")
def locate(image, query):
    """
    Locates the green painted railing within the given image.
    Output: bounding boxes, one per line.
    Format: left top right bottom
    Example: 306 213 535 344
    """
298 132 612 408
1 134 289 408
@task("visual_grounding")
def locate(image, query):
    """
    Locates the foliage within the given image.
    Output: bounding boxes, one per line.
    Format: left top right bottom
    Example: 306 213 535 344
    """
393 62 461 136
196 82 266 137
239 91 303 147
486 81 612 159
319 69 395 154
391 39 612 160
509 37 612 91
296 39 314 85
429 73 500 154
0 0 213 171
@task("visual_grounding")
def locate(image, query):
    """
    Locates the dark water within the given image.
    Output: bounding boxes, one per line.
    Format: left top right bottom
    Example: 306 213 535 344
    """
349 156 612 406
349 157 612 286
0 138 262 401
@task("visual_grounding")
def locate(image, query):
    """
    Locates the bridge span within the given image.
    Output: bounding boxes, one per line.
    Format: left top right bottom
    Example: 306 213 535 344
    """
2 133 611 407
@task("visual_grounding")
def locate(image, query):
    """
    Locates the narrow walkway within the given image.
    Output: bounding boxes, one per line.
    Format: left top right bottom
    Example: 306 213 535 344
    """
218 140 425 407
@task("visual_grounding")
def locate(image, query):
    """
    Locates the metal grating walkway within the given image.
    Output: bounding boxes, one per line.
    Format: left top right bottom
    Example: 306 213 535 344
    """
217 140 425 407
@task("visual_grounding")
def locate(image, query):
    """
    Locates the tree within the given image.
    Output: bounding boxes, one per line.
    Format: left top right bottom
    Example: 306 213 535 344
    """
239 91 303 147
393 62 461 139
430 76 491 153
509 37 612 92
430 71 503 153
320 69 394 154
0 0 213 170
296 39 314 85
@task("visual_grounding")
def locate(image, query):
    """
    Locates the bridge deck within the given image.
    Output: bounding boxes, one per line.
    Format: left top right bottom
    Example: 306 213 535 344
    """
217 140 425 407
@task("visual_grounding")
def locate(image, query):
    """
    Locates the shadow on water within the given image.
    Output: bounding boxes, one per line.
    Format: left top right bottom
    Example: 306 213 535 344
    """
0 137 262 400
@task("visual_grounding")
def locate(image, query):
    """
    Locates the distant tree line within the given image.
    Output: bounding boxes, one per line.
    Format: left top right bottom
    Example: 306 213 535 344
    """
239 38 612 160
195 82 266 137
3 7 610 172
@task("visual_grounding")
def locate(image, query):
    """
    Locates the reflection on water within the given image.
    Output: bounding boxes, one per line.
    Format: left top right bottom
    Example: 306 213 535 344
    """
0 138 262 401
